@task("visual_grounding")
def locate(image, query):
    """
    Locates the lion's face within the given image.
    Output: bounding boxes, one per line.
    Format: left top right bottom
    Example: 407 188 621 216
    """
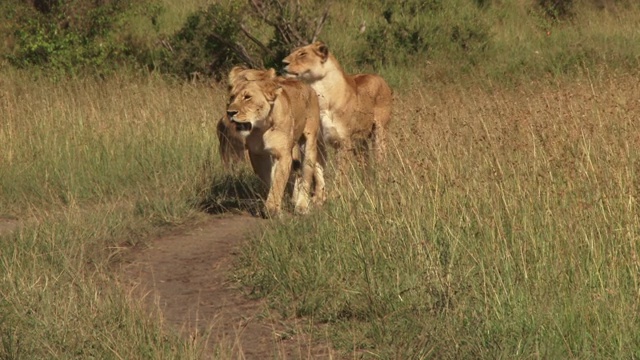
226 81 281 136
282 42 329 82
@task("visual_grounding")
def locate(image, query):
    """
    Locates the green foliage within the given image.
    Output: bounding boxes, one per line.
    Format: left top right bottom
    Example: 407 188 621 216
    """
3 0 639 82
357 0 490 69
259 0 329 68
159 3 246 80
538 0 575 20
238 77 640 357
160 0 329 80
5 0 160 75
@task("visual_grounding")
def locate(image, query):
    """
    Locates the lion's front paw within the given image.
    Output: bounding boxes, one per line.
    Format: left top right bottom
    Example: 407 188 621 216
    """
312 191 326 206
294 202 310 215
264 201 282 218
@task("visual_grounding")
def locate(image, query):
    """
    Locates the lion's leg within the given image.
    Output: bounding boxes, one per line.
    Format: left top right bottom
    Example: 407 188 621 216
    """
354 137 370 166
294 129 319 214
327 137 355 196
313 138 327 206
265 152 292 217
372 123 386 162
259 128 294 216
372 105 391 162
337 137 355 175
290 144 303 206
248 151 272 190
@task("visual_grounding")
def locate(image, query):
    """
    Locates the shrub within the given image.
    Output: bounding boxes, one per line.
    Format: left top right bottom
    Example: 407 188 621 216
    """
537 0 574 20
4 0 159 75
158 3 247 81
356 0 490 69
160 0 329 80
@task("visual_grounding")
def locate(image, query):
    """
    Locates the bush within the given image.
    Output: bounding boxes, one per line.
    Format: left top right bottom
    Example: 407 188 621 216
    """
158 3 247 81
5 0 159 75
537 0 574 20
160 0 329 80
356 0 490 69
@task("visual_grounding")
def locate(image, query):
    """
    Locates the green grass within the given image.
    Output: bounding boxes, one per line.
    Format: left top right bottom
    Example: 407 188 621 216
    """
1 0 640 358
320 0 640 88
0 70 222 216
0 207 203 359
0 69 245 358
238 76 640 358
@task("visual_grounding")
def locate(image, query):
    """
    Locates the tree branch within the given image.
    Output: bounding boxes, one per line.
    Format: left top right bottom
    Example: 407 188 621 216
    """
240 24 275 58
311 7 329 43
210 32 262 69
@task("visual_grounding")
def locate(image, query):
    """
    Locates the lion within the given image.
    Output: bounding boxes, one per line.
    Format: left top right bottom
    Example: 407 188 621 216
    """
226 76 324 216
216 116 246 168
216 67 278 169
282 41 393 166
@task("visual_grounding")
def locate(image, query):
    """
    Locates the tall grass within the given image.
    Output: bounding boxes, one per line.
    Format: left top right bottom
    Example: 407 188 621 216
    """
0 70 225 217
0 69 246 358
0 207 206 359
1 1 640 358
239 74 640 358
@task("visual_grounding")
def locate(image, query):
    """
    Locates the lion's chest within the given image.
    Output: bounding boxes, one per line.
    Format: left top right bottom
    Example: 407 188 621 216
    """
320 110 348 145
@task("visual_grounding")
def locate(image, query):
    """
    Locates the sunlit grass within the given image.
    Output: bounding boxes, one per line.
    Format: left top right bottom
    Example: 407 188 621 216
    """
2 66 640 359
1 1 640 357
238 74 640 358
0 69 250 358
0 70 227 217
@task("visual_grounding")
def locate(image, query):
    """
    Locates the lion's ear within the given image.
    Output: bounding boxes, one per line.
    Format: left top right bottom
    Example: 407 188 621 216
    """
228 66 248 87
314 41 329 63
265 84 283 104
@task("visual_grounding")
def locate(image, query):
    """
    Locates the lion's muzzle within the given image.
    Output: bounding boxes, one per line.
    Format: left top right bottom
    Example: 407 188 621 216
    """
226 110 252 132
281 65 298 78
231 119 252 132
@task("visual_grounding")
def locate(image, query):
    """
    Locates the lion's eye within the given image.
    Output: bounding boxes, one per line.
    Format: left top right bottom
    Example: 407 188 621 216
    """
243 94 252 101
299 52 306 58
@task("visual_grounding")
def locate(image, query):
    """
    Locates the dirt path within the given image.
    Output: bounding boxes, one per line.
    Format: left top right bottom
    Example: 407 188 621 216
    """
121 214 335 359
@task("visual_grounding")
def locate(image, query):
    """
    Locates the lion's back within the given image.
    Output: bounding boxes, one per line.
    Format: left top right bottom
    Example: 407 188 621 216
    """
353 74 392 108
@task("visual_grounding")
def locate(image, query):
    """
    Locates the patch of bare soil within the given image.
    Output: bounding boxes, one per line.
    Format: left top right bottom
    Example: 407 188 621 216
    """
120 214 335 359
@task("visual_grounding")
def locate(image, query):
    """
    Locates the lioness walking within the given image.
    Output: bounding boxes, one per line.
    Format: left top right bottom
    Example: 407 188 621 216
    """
226 75 324 216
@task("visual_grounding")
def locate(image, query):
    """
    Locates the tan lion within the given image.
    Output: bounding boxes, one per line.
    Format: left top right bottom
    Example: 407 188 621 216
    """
282 41 393 166
226 76 324 216
216 67 278 169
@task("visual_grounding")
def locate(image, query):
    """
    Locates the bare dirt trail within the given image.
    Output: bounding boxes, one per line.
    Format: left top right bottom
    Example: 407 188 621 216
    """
121 214 335 359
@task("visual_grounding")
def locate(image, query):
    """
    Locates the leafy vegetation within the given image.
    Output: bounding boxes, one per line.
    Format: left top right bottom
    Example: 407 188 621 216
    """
356 0 490 69
3 0 160 75
157 3 246 80
158 0 329 80
1 0 640 358
2 0 638 82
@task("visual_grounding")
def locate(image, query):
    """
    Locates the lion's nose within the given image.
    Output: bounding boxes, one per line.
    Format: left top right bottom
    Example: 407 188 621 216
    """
282 59 289 65
226 110 238 118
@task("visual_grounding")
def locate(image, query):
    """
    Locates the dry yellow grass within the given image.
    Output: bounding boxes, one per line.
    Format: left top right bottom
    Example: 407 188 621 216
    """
1 64 640 357
240 72 640 357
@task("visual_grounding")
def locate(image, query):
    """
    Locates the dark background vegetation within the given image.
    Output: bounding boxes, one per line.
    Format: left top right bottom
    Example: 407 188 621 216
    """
1 0 637 82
